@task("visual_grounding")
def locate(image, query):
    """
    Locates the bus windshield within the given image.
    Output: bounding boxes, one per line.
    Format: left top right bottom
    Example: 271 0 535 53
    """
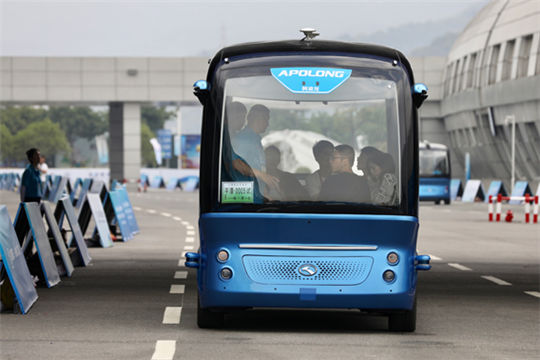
218 58 404 209
419 149 449 177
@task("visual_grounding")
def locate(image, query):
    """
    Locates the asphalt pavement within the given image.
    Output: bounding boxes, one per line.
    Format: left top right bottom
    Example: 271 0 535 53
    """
0 189 538 360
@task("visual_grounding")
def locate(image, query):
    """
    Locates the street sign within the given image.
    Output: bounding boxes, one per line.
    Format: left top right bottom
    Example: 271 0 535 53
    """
109 190 133 241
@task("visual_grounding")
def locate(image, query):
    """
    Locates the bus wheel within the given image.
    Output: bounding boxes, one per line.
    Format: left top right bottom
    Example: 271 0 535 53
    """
444 199 450 205
388 298 416 332
197 301 225 328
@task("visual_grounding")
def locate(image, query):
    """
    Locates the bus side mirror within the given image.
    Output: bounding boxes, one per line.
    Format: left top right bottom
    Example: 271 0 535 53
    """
193 80 210 105
412 83 428 109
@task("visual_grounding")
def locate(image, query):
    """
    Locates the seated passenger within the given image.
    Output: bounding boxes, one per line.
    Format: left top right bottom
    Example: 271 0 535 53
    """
368 151 398 206
226 101 247 136
318 144 370 203
357 146 384 196
264 146 308 201
305 140 334 200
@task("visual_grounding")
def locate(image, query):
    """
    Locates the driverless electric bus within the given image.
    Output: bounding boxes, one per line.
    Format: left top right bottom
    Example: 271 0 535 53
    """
419 141 451 204
186 29 431 332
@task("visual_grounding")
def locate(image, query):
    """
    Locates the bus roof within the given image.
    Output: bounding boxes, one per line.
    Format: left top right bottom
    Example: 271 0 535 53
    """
207 39 415 84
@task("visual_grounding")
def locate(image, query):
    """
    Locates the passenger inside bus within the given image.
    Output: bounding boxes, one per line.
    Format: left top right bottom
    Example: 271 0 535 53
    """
226 101 247 135
305 140 334 200
318 144 370 203
367 150 398 206
264 145 308 201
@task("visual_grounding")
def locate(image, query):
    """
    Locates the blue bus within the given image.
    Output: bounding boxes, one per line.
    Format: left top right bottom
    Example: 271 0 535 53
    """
186 29 431 332
419 141 451 205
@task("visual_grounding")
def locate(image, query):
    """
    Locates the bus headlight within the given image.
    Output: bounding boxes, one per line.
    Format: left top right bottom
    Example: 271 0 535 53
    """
383 270 395 283
217 250 229 262
387 252 399 265
220 267 233 280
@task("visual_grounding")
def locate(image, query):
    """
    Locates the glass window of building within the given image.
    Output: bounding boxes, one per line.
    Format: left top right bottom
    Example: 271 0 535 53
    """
517 34 533 78
466 52 477 88
501 39 515 81
488 44 501 85
452 59 461 93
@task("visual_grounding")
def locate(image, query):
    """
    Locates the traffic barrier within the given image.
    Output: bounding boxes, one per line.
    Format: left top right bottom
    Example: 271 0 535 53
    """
13 202 61 288
166 177 182 191
462 179 485 202
54 197 92 266
450 179 463 200
509 181 532 205
488 194 538 224
0 205 38 314
78 193 114 248
40 202 75 277
108 190 134 241
150 176 165 188
485 180 507 203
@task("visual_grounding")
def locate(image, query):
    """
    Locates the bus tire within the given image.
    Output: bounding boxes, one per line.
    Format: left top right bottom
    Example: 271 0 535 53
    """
197 300 225 328
388 298 416 332
444 199 450 205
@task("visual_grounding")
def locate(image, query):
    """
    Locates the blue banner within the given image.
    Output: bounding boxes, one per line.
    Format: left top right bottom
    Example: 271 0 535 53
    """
157 129 173 160
271 67 352 94
117 188 139 235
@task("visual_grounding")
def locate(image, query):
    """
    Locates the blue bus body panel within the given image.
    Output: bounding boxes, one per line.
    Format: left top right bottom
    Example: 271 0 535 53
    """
198 213 419 310
419 177 450 201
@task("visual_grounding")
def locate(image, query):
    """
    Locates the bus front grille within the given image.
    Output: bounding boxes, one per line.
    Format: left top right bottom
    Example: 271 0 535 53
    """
242 256 373 285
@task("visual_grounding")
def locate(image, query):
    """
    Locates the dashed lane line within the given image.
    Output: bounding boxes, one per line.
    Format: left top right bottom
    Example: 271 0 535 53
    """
187 230 195 236
184 245 194 250
133 206 142 211
162 307 182 324
448 263 472 271
147 209 157 214
170 285 185 294
481 275 512 286
181 221 190 226
429 254 443 261
173 216 182 221
174 271 188 279
186 225 195 230
161 212 172 217
185 237 195 243
524 291 540 298
151 340 176 360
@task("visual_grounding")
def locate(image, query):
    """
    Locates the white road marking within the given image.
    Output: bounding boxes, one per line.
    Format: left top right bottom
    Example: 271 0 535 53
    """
173 216 182 221
147 209 156 214
133 206 142 211
151 340 176 360
429 254 443 261
186 225 194 230
524 291 540 298
184 245 194 250
181 221 189 226
448 263 472 271
178 258 184 267
170 284 185 294
187 230 195 236
481 275 512 286
185 237 195 243
174 271 188 279
162 307 182 324
161 212 172 217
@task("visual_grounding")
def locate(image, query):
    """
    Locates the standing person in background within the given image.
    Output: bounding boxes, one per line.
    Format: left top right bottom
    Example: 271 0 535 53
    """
20 148 43 203
38 155 48 183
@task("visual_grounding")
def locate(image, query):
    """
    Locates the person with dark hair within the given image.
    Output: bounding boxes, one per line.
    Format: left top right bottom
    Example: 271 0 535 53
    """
305 140 334 200
226 101 247 135
264 145 308 201
230 104 278 197
20 148 43 203
356 146 382 176
368 151 398 206
318 144 370 203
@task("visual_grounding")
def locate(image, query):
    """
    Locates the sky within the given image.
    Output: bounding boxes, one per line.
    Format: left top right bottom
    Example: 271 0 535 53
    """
0 0 488 57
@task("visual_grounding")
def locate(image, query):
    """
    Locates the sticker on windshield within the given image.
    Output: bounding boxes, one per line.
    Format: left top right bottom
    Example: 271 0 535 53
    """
271 67 352 94
221 181 254 203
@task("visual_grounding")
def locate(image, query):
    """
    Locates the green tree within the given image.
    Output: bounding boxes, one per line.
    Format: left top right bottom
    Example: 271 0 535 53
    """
0 124 14 163
12 119 71 164
0 105 48 134
48 106 108 145
141 122 157 167
142 106 175 133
